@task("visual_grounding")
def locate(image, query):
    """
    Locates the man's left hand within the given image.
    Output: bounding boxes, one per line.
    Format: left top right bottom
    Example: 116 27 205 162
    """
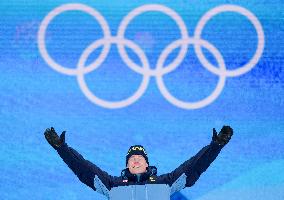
212 125 233 146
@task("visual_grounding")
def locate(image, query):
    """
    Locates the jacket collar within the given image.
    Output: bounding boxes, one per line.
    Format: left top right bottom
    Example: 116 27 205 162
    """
121 166 157 183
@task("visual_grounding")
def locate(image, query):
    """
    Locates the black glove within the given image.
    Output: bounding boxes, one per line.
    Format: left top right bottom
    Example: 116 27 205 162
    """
44 127 65 149
212 125 233 146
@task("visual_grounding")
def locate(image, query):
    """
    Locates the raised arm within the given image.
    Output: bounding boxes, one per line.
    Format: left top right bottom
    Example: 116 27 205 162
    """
44 127 113 196
160 126 233 193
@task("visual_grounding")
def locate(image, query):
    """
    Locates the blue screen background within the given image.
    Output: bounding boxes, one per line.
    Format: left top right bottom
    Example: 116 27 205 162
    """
0 0 283 199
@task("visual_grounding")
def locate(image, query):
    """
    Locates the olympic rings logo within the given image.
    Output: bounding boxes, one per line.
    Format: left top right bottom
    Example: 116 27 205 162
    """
38 3 265 109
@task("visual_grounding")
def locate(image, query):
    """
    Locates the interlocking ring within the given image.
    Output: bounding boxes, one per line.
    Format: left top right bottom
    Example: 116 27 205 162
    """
38 3 265 109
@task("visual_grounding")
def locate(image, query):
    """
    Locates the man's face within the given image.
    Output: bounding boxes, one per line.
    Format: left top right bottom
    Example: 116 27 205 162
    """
127 155 148 174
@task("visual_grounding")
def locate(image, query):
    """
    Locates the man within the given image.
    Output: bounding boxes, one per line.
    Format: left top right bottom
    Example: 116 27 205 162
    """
44 126 233 200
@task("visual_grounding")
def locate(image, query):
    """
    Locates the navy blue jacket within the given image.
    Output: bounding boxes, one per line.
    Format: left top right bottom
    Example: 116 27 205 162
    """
56 141 223 199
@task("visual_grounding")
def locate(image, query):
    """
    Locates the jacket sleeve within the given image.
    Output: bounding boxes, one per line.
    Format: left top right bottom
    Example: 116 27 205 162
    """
160 141 223 187
55 142 113 191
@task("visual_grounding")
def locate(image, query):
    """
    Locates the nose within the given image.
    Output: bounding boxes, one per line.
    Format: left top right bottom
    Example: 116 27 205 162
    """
132 156 141 162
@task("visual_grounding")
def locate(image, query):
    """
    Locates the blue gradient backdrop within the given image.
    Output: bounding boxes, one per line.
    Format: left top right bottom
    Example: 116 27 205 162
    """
0 0 283 199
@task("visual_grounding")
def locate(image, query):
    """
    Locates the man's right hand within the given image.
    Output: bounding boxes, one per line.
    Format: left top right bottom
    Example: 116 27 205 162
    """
44 127 65 149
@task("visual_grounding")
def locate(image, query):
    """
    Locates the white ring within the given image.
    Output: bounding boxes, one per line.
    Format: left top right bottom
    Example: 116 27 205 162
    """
117 4 189 76
38 3 111 75
156 38 226 109
77 37 151 109
194 4 265 77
